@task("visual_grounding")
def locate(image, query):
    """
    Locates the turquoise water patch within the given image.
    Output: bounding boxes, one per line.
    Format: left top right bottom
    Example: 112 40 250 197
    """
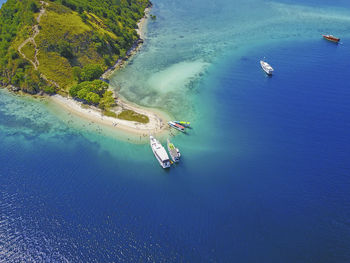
147 60 209 94
110 0 350 120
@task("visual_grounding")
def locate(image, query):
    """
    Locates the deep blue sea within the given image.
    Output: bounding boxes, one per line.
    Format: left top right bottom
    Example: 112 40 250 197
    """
1 0 350 262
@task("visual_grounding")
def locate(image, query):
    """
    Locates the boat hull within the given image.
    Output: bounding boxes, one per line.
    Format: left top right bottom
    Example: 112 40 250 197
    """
260 61 273 75
262 69 273 75
168 146 180 163
168 121 185 132
167 139 180 163
322 35 340 43
174 121 190 128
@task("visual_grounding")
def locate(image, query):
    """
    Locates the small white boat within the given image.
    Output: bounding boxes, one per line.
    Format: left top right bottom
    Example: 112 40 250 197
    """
150 136 171 169
168 121 185 132
260 60 274 75
167 139 181 163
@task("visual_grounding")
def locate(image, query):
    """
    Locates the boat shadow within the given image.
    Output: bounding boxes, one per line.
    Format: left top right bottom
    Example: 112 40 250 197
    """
169 130 190 136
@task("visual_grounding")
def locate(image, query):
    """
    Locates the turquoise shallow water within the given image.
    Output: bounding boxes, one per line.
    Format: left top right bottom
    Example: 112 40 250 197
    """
1 0 350 261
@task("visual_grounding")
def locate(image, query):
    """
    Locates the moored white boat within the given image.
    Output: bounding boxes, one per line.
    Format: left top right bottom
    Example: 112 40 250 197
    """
150 136 171 168
260 60 274 75
168 121 185 132
167 139 181 163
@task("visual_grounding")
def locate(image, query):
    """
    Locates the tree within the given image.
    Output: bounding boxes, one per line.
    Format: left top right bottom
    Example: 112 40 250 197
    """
78 6 83 14
72 67 81 82
69 84 80 97
99 90 115 110
58 41 73 59
43 85 56 94
89 79 108 96
80 64 103 82
85 92 100 104
69 80 108 106
103 55 112 67
12 70 25 85
77 87 89 100
29 2 39 13
79 13 88 22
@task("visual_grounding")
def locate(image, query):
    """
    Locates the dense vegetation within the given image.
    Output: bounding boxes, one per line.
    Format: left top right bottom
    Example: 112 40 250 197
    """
69 79 116 112
117 109 149 123
0 1 41 93
0 0 150 111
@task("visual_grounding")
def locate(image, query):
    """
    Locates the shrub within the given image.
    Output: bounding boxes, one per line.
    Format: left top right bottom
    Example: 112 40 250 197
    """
99 90 115 110
43 85 57 94
85 91 100 104
58 41 73 59
103 110 117 118
72 66 82 82
30 2 39 13
80 64 103 82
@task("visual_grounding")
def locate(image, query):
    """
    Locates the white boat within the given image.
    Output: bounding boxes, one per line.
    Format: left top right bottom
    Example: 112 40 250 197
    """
260 60 274 75
168 121 185 132
150 136 171 168
167 139 181 163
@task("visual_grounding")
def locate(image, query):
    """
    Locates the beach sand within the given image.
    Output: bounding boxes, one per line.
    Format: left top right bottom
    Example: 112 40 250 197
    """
49 94 172 138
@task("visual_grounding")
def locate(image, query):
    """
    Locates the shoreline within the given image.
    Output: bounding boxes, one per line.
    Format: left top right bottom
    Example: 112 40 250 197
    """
101 5 151 80
48 94 171 139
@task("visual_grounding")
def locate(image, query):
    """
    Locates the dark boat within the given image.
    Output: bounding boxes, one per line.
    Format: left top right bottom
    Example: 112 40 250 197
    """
322 34 340 43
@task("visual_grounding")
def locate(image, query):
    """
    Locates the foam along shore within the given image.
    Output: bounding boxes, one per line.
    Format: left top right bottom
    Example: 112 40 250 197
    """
49 94 170 137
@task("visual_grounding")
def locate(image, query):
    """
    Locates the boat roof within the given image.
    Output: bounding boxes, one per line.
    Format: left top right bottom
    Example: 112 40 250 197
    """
323 34 339 38
152 138 169 161
261 61 273 70
157 147 169 161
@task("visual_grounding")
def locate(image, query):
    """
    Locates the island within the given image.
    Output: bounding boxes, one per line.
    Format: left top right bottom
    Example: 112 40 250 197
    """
0 0 169 137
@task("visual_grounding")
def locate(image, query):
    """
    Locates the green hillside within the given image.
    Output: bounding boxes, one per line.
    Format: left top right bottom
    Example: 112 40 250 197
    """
0 0 150 108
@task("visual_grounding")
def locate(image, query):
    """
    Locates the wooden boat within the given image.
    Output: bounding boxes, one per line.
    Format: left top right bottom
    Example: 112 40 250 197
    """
174 121 190 128
167 139 181 163
168 121 185 132
322 34 340 43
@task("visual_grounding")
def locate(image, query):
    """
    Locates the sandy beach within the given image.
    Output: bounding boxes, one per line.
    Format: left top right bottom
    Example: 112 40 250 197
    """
49 94 171 137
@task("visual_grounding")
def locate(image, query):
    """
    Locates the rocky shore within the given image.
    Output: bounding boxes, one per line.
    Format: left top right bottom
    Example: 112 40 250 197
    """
101 4 152 80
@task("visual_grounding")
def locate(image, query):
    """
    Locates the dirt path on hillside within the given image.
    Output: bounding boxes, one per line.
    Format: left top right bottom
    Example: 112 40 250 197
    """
17 1 59 88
